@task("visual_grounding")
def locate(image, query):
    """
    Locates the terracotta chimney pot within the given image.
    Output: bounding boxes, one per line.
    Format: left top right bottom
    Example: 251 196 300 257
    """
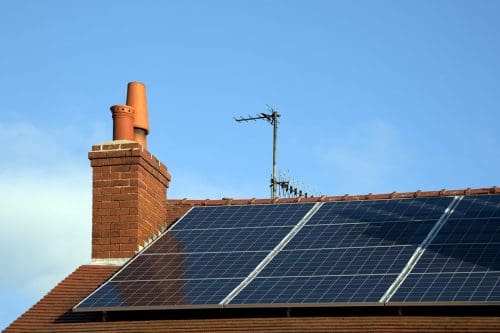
110 104 135 141
126 82 149 148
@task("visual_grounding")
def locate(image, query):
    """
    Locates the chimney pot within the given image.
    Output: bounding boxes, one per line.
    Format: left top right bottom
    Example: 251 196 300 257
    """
126 82 149 148
110 104 135 141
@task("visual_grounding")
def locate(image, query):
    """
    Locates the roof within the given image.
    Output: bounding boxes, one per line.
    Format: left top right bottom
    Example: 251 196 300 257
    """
6 265 500 332
6 187 500 332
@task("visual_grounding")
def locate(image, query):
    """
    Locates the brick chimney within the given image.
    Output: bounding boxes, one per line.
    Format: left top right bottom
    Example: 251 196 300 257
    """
89 83 171 260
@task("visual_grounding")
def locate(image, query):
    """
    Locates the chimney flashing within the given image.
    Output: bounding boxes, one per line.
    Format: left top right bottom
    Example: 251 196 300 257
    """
89 258 129 266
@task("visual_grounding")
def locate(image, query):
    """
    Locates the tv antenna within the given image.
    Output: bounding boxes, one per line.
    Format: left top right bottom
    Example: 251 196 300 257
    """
234 106 280 199
276 170 315 199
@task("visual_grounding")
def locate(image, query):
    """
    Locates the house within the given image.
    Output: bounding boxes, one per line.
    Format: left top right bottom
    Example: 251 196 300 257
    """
5 83 500 332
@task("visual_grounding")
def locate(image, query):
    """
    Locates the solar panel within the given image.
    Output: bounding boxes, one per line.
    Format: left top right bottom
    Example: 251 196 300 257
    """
228 275 397 305
77 279 244 309
113 252 268 280
229 198 453 306
284 221 437 249
75 203 314 311
390 195 500 303
389 273 500 303
172 204 314 230
306 197 452 225
143 227 293 253
255 247 417 277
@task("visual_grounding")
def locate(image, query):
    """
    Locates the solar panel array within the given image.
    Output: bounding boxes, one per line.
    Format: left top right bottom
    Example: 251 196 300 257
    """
74 195 500 311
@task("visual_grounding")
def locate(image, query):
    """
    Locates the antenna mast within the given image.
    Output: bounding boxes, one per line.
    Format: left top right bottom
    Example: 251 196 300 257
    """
234 107 280 199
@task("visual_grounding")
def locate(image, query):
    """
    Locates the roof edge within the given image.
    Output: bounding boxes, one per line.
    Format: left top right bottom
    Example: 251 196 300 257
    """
166 186 499 206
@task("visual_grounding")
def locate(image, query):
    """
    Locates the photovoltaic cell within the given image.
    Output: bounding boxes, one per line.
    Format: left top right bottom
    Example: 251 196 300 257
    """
391 195 500 303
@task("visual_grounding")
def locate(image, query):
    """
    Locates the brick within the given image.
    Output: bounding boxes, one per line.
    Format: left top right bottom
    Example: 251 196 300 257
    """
119 201 137 208
94 208 110 216
92 238 110 245
93 244 119 252
110 237 132 244
119 215 138 223
101 201 120 209
93 180 111 187
119 229 137 237
110 222 130 230
112 193 138 201
110 165 130 172
101 215 119 223
101 187 122 195
106 150 130 158
119 244 138 251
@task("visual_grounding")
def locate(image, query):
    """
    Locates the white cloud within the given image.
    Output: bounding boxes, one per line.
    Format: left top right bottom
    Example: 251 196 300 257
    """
0 122 91 329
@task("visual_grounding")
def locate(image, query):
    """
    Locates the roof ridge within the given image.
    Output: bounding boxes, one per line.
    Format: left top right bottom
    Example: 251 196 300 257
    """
166 186 499 205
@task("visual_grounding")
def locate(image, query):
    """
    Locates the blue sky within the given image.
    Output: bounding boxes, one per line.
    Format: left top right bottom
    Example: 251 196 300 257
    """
1 0 499 329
